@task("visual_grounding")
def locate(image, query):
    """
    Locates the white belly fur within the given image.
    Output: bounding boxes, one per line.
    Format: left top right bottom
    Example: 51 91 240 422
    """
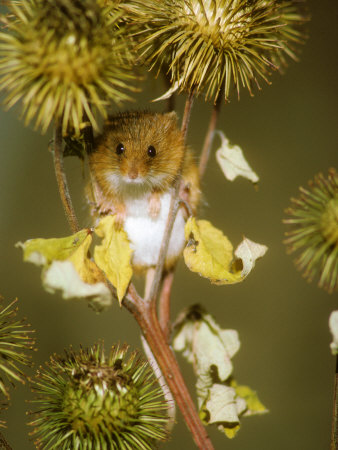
123 192 185 268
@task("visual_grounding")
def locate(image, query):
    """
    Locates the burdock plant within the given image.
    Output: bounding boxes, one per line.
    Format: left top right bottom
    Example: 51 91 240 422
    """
0 298 35 429
126 0 307 179
284 170 338 449
0 0 136 136
128 0 306 101
284 168 338 293
29 343 169 449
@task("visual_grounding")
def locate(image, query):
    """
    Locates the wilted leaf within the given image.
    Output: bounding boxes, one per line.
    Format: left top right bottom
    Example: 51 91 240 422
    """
204 384 246 424
215 131 259 184
16 229 89 266
44 261 112 311
234 237 268 278
94 215 133 304
173 305 267 438
231 381 268 416
329 311 338 355
16 230 113 310
184 218 267 284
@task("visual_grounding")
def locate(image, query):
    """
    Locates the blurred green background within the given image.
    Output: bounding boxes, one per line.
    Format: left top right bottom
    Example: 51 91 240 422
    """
0 1 337 449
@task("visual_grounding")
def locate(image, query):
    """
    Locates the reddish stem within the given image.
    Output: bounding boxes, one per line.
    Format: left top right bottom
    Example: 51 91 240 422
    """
158 271 175 342
146 93 194 305
181 91 194 140
53 121 79 233
124 287 214 450
331 356 338 450
198 93 222 180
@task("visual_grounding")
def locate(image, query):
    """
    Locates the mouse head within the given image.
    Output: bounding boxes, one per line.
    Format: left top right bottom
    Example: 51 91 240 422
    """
90 111 186 194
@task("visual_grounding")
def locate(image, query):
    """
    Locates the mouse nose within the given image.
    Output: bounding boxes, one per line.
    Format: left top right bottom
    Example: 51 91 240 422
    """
128 167 139 180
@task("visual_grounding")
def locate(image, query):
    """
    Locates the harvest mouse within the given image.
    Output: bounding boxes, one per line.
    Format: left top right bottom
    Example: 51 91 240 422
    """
87 111 200 272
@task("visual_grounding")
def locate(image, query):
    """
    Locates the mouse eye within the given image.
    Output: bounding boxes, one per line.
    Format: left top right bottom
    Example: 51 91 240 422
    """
147 145 156 157
116 143 125 155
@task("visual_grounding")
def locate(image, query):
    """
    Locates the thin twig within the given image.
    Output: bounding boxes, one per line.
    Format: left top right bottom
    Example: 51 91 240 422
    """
146 93 194 305
124 288 214 450
162 70 176 112
198 92 223 180
331 355 338 450
141 335 176 432
158 271 175 342
181 91 194 141
53 121 79 233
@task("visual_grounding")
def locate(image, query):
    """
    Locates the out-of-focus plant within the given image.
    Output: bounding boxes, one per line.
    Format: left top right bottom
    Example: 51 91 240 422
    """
0 298 35 431
0 0 137 136
284 168 338 449
284 168 338 294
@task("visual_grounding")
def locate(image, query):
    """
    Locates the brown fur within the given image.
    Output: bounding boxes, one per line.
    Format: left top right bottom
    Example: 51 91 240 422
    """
87 111 200 225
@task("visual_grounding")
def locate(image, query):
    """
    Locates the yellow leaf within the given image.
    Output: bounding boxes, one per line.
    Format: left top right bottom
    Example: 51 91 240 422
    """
94 215 133 304
223 424 241 439
17 230 113 310
184 218 239 284
16 229 89 266
68 233 106 286
231 381 268 416
184 218 267 284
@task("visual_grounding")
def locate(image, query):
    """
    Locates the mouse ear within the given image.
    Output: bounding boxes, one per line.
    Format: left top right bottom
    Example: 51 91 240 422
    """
164 111 178 127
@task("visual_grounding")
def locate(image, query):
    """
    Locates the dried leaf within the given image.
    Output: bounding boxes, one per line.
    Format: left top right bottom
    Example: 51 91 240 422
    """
215 131 259 184
44 261 112 311
94 215 133 304
173 305 267 438
231 381 268 416
173 306 239 404
184 218 267 284
329 311 338 355
16 229 89 266
234 237 268 278
16 230 113 310
205 384 246 424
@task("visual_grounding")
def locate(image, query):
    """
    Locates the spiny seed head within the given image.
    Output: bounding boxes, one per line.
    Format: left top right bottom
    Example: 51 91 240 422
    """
0 298 35 404
0 0 137 136
128 0 307 102
284 169 338 294
29 343 169 449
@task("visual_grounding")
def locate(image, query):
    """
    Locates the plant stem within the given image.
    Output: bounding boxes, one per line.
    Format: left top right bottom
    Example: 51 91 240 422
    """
158 270 175 342
181 91 194 140
198 93 222 180
53 121 79 233
146 93 194 306
141 335 176 432
331 355 338 450
124 287 214 450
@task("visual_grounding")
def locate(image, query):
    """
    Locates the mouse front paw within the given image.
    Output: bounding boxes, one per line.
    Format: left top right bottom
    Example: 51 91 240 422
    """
114 207 126 231
148 192 161 219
